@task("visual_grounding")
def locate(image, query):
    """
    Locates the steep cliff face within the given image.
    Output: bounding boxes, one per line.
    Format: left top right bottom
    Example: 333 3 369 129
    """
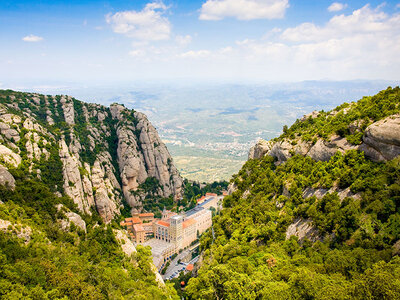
0 90 183 222
110 104 183 210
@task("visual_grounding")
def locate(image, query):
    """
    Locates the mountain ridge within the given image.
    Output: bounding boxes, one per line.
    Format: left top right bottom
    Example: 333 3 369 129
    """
0 89 183 222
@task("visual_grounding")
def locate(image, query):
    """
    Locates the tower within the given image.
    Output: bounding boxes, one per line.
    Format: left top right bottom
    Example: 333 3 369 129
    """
162 207 169 220
170 215 183 250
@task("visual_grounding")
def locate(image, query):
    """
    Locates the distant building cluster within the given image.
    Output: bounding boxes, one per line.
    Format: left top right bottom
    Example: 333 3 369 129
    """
121 192 225 269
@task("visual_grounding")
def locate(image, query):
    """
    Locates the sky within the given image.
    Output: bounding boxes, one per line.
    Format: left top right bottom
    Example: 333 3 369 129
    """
1 0 400 84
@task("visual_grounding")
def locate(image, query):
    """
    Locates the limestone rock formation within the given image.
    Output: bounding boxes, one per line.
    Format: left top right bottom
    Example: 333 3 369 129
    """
0 90 183 223
285 217 320 243
0 165 15 190
0 219 32 243
248 140 272 160
111 104 183 209
250 114 400 164
114 229 137 257
57 204 87 232
361 115 400 161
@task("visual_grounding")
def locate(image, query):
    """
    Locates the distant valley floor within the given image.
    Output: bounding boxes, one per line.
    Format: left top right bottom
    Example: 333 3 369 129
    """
172 155 245 182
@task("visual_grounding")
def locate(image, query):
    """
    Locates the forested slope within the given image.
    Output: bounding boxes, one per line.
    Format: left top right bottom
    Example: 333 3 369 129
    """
0 89 183 298
186 87 400 299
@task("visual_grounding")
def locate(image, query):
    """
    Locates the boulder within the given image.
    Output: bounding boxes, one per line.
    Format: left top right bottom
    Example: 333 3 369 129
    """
361 115 400 161
0 165 15 190
248 140 272 160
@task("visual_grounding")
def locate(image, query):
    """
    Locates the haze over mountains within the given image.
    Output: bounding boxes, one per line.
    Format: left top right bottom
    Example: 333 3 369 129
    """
5 79 397 181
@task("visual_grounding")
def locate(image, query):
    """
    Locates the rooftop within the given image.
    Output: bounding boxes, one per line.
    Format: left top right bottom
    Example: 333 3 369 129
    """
198 196 217 208
139 213 155 217
183 218 196 229
186 264 194 271
125 217 142 224
185 206 205 218
133 224 145 232
156 220 170 227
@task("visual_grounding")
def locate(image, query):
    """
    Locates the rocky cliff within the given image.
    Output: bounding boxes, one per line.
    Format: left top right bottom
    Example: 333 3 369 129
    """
245 86 400 242
249 87 400 164
0 90 183 222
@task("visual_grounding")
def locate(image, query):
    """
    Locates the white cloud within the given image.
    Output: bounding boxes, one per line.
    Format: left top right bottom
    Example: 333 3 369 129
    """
179 50 211 58
281 5 393 42
199 0 289 21
106 1 171 41
129 49 146 57
22 34 43 42
229 4 400 79
328 2 348 12
175 35 192 46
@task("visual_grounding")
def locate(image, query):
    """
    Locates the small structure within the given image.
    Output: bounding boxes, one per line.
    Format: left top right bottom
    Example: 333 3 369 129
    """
186 264 194 272
133 224 146 243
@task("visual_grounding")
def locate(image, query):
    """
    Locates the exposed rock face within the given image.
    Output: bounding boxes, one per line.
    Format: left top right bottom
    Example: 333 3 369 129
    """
91 159 118 223
57 204 87 232
250 114 400 164
0 145 21 167
0 165 15 190
114 229 137 257
111 104 183 209
248 140 272 160
0 91 183 223
302 186 360 202
59 139 89 213
285 218 320 243
361 115 400 161
0 219 32 243
114 229 165 286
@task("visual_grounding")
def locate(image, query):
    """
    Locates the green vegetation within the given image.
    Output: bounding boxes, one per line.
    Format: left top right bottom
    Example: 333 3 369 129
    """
186 151 400 299
186 87 400 299
279 86 400 144
0 179 178 299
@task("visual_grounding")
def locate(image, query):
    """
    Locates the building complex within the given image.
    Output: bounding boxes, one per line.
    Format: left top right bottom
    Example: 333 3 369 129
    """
121 192 225 269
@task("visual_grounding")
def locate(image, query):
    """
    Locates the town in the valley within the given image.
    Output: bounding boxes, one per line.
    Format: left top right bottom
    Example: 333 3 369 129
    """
120 192 227 280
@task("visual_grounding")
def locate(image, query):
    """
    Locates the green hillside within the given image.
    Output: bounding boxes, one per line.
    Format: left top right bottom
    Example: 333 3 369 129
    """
279 86 400 145
0 179 178 299
186 88 400 299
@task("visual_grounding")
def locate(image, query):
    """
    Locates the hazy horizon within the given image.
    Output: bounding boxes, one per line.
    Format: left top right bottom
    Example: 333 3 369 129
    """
1 0 400 83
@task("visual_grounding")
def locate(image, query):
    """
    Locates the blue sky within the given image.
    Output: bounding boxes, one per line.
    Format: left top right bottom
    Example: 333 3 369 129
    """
1 0 400 84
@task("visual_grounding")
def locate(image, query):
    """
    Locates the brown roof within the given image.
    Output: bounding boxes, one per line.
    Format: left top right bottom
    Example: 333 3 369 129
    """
197 196 206 203
133 224 145 232
139 213 154 217
186 264 194 271
156 220 170 227
183 218 196 229
206 193 217 197
125 217 142 224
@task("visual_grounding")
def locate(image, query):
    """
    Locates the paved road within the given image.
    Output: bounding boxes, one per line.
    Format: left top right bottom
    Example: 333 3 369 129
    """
163 249 190 280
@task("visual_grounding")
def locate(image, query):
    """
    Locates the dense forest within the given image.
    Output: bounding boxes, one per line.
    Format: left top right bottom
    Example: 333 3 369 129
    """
185 87 400 299
0 178 179 299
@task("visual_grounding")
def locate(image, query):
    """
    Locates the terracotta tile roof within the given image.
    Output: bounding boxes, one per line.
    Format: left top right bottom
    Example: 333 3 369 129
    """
206 193 217 197
156 220 170 227
133 224 145 232
183 218 196 229
197 196 206 203
125 217 142 224
139 213 154 217
186 264 194 271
